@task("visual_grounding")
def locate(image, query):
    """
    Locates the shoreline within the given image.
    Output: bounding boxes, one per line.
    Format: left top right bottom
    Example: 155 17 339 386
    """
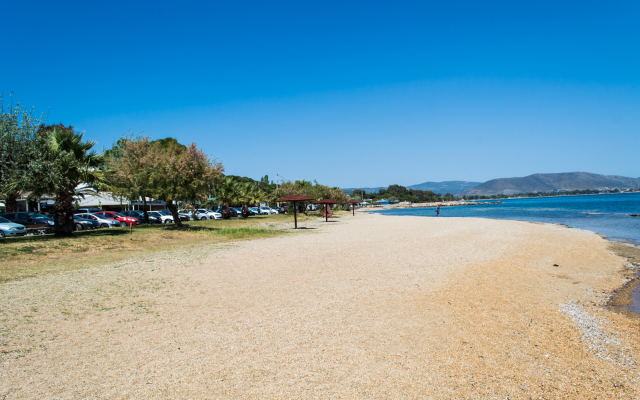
364 208 640 317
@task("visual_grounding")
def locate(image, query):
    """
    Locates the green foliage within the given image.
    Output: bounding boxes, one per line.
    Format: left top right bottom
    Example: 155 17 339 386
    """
366 184 443 203
0 94 45 211
18 125 109 234
279 180 348 203
144 138 223 226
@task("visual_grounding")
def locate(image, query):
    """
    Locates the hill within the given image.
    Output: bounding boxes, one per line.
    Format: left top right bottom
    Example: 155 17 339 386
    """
407 181 481 194
343 181 480 195
342 187 385 195
460 172 640 197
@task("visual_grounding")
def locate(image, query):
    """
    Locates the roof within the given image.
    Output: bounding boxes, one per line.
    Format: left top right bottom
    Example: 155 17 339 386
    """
276 194 315 202
312 199 339 204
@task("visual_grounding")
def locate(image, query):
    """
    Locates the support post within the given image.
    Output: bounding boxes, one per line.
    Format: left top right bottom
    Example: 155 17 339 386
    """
293 201 297 229
353 204 355 216
325 205 328 222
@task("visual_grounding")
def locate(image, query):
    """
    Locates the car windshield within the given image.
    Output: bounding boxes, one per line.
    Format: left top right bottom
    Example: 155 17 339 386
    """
158 211 170 215
27 213 48 219
111 212 124 217
0 217 10 223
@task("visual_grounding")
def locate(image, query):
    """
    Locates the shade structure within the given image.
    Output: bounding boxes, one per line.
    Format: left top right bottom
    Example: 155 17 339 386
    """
276 194 315 229
312 199 339 222
344 199 359 216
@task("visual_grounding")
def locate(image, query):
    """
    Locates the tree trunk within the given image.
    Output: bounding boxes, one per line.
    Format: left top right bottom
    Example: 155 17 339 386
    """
142 197 150 224
52 190 75 235
222 202 230 219
4 192 18 213
242 202 249 218
166 200 183 227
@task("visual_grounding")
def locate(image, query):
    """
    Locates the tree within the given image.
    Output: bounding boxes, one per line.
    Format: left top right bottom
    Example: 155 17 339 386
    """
18 125 109 234
216 177 239 219
145 139 222 227
106 134 154 223
238 182 263 218
0 95 44 212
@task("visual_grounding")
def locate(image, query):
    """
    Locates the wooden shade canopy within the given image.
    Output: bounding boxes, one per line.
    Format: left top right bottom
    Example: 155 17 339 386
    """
344 199 359 216
312 199 339 222
276 194 315 229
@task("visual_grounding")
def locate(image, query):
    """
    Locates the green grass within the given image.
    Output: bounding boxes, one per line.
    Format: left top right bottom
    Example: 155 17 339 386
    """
0 210 354 283
0 215 297 283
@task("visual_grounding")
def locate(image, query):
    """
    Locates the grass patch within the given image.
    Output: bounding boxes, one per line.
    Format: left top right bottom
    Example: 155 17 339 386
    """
0 210 353 283
0 215 305 283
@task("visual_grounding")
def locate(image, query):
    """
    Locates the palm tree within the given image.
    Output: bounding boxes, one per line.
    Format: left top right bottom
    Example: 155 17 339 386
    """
217 177 239 219
36 125 108 234
238 182 262 218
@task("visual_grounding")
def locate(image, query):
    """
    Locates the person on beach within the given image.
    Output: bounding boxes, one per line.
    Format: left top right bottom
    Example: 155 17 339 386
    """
436 205 440 217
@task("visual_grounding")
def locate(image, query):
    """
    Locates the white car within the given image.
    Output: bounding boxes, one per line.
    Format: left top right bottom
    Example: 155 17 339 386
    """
249 207 268 215
176 210 195 221
75 213 121 228
196 209 222 220
149 211 174 224
259 207 276 215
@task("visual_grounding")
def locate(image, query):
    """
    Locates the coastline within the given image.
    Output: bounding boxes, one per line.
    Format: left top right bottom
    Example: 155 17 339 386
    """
365 205 640 315
1 214 638 397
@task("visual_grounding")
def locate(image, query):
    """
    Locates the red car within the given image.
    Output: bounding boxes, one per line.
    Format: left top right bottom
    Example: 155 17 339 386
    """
93 211 138 227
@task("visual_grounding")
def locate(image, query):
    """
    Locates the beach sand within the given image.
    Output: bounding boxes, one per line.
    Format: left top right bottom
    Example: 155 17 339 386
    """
1 214 638 398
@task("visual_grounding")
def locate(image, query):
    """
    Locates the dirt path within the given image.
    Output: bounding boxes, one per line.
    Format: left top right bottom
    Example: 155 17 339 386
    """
1 214 638 398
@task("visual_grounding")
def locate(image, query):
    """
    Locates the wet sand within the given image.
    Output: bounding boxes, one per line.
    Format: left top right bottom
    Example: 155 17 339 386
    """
1 214 638 398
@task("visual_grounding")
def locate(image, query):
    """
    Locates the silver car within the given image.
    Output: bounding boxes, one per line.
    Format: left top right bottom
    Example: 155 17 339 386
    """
0 216 27 238
75 213 121 228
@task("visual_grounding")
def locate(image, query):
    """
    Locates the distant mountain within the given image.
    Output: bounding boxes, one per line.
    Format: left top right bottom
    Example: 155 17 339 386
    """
460 172 640 197
342 181 481 195
342 187 385 195
407 181 481 194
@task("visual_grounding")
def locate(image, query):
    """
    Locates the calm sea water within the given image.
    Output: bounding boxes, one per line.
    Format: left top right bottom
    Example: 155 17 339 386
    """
372 193 640 245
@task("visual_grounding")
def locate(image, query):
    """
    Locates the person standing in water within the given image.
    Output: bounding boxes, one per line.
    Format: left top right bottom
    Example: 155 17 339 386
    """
436 205 440 217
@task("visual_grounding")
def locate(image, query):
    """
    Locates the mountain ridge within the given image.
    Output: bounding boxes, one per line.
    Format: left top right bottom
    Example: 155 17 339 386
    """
460 172 640 197
342 181 481 195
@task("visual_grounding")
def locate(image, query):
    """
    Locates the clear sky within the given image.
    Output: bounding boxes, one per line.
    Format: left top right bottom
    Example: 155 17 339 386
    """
3 1 639 188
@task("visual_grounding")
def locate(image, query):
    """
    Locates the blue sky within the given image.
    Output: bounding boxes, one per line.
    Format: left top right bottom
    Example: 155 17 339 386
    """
3 1 639 187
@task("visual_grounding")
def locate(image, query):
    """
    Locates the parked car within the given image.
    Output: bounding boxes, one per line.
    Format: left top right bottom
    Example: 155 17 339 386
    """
73 215 100 230
215 208 239 217
0 216 27 238
0 212 53 234
75 213 121 228
149 211 174 224
259 207 276 215
27 212 55 226
193 209 222 219
250 207 269 215
121 210 161 224
231 207 245 217
246 207 258 216
166 210 193 221
93 211 137 227
178 209 199 220
74 208 103 214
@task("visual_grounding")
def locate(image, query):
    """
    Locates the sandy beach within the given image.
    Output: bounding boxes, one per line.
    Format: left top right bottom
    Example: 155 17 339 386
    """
1 214 638 399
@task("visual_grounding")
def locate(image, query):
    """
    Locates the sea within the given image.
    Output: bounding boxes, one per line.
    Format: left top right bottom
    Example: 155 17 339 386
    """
372 192 640 245
372 192 640 314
